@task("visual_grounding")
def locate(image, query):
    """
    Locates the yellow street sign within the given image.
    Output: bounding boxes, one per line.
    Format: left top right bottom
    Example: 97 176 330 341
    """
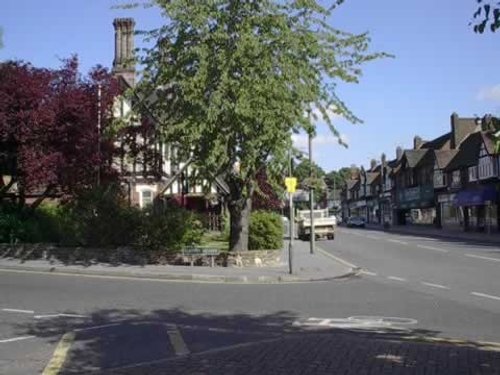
285 177 297 193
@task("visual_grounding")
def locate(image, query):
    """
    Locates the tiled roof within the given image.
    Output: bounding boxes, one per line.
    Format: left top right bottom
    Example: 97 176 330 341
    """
434 150 458 169
366 172 380 185
444 132 482 171
403 149 429 168
421 133 451 150
346 179 359 190
482 132 496 154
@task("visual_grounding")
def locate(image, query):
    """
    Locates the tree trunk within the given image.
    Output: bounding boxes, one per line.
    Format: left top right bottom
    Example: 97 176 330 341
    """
228 195 252 252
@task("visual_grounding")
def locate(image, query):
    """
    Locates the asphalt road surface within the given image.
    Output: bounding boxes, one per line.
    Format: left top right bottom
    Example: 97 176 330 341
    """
1 227 500 373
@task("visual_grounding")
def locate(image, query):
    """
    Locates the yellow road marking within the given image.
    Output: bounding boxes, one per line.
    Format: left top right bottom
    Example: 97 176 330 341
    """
42 332 75 375
166 324 190 355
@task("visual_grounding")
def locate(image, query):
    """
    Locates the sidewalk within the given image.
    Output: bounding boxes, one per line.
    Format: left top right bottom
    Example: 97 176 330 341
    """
363 223 500 245
0 240 356 284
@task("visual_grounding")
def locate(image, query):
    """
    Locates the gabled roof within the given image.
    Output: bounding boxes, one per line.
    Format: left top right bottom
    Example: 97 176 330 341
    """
434 150 458 169
366 172 380 185
482 132 496 154
346 179 359 190
421 133 451 150
444 132 482 171
403 149 429 168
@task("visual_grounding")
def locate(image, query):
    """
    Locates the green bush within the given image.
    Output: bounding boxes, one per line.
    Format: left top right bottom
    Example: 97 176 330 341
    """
66 185 142 247
0 203 57 243
137 205 205 252
248 210 283 250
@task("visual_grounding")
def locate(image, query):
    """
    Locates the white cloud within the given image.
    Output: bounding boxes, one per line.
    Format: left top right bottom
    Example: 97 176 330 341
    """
477 85 500 102
303 104 343 123
292 133 349 150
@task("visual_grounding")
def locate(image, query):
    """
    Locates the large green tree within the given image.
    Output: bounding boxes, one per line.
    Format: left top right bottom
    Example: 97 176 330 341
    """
472 1 500 33
135 0 386 251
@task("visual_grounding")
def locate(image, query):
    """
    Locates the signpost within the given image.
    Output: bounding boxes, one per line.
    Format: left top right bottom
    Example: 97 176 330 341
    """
285 177 297 274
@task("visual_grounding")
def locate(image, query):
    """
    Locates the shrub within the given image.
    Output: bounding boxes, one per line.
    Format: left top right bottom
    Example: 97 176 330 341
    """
248 210 283 250
66 185 142 247
137 204 205 252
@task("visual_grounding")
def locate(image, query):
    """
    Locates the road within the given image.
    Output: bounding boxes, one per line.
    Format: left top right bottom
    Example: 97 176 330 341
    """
0 228 500 373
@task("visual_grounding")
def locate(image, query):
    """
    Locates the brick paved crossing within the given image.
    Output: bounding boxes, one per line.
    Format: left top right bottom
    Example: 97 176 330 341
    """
109 331 500 375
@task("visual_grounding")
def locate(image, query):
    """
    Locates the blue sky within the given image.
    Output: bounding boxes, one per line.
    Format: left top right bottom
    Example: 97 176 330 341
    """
2 0 500 172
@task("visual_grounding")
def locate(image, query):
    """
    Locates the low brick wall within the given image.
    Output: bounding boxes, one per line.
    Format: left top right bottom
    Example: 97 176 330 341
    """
225 250 283 268
0 243 283 268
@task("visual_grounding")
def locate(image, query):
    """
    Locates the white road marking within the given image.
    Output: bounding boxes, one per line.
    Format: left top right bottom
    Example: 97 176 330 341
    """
360 270 378 276
421 282 450 290
387 276 407 282
387 239 408 245
74 323 123 332
416 245 448 253
316 247 359 269
471 292 500 301
364 235 381 240
2 308 35 314
465 254 500 263
0 335 36 344
35 313 87 320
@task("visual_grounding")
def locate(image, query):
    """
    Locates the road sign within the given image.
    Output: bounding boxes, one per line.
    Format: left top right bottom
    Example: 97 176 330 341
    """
285 177 297 193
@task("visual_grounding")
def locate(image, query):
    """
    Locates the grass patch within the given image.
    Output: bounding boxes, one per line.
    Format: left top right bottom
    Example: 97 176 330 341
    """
200 231 229 252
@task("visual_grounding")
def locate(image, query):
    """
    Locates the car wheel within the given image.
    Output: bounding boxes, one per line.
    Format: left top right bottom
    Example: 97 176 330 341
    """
327 234 335 240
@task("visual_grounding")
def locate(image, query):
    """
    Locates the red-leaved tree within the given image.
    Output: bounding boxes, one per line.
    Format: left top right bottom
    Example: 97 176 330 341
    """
0 57 121 206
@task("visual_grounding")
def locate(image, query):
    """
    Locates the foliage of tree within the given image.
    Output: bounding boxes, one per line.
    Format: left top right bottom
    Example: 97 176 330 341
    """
248 210 283 250
252 169 283 212
472 0 500 33
134 0 387 251
325 167 351 192
0 57 121 206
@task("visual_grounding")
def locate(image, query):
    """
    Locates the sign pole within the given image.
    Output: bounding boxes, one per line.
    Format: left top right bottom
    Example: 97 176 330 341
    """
285 170 297 274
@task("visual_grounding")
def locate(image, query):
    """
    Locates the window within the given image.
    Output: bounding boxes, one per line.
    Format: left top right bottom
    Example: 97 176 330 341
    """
479 156 495 179
433 169 446 187
140 190 153 208
468 166 478 182
451 170 461 188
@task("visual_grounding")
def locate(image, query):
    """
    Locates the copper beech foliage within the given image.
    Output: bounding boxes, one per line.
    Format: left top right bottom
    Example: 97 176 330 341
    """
0 56 122 202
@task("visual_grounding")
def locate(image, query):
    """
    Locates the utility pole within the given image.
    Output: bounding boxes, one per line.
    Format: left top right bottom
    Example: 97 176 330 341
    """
309 131 315 254
97 84 102 187
288 148 294 274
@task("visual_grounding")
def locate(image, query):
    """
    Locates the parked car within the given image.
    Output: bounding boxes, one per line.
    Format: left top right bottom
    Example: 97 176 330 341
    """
347 217 365 228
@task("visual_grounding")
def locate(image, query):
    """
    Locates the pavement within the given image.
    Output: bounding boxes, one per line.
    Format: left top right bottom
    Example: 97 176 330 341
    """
0 240 355 284
1 229 500 373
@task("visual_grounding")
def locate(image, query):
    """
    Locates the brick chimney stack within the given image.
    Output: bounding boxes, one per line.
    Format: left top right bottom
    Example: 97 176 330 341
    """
113 18 136 87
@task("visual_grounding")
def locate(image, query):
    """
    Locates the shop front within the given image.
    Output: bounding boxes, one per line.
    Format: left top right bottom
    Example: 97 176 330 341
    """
349 200 367 219
396 185 435 225
453 186 498 232
436 193 462 230
367 199 380 224
379 192 393 225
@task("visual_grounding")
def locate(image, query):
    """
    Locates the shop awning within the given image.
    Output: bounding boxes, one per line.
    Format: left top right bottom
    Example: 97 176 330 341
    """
453 186 497 207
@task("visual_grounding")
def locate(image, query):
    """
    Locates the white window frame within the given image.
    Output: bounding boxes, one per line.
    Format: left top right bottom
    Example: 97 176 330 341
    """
140 190 154 208
451 170 461 187
433 169 446 188
468 166 478 182
478 154 495 180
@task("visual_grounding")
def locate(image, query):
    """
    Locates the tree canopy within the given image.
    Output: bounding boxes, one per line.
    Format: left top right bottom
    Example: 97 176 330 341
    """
472 0 500 33
133 0 387 250
0 57 120 205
